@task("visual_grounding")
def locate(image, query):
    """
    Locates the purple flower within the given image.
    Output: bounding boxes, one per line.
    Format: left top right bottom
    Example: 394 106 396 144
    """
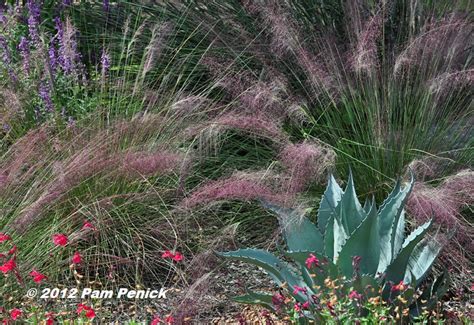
55 17 83 77
39 81 54 112
27 0 41 45
0 9 7 25
0 35 17 83
18 37 30 74
103 0 110 12
48 40 58 73
0 35 12 65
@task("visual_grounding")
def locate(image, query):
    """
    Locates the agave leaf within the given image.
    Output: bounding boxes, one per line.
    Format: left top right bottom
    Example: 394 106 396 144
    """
384 220 432 284
393 210 406 257
233 291 276 311
430 270 450 299
379 179 401 212
336 171 366 235
261 200 324 253
411 271 450 318
317 174 343 233
218 249 312 301
324 214 348 263
377 177 414 274
404 238 443 285
337 199 380 277
363 197 372 214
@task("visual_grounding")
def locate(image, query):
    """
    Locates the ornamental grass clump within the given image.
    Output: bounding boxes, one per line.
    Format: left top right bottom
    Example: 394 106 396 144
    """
220 173 449 322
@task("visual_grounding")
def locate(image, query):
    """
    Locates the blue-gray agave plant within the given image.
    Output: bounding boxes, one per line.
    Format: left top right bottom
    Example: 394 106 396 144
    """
219 173 448 318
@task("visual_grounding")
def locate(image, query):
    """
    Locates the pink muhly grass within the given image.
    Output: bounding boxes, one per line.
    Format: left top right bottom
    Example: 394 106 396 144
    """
181 174 287 209
279 141 336 194
141 22 171 77
214 113 284 138
394 16 472 76
350 10 384 73
257 2 298 56
235 79 288 116
407 170 473 225
251 2 334 92
186 113 287 144
0 127 49 188
170 95 211 118
12 149 114 233
428 69 474 95
120 150 184 178
295 47 334 93
407 170 473 252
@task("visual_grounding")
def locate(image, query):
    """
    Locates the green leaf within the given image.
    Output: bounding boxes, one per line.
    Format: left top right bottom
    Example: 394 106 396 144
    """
317 174 343 233
392 210 406 257
218 249 312 300
337 199 380 277
384 220 432 284
335 171 365 235
363 197 372 214
233 291 276 311
404 238 443 284
262 201 324 253
377 177 414 274
324 214 348 263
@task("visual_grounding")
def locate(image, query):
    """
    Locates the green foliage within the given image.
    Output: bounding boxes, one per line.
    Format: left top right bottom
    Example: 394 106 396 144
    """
220 173 447 320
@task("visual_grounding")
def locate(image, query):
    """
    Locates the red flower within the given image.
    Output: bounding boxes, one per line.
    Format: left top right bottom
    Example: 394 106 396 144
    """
52 234 68 247
294 303 301 312
77 303 86 313
348 290 362 300
82 220 96 230
165 315 174 324
72 251 82 264
292 285 307 295
77 303 95 319
0 233 11 242
151 316 161 324
0 259 16 274
162 250 184 262
391 281 407 292
10 308 22 320
305 253 319 269
85 309 95 319
29 269 47 283
172 252 184 262
161 250 174 258
45 312 55 325
302 301 310 309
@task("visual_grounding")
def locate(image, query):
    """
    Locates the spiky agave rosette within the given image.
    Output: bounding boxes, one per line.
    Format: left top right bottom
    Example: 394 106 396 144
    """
219 173 449 320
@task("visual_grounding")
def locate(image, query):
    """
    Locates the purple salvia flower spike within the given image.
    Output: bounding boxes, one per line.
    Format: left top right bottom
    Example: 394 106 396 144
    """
27 0 41 45
18 36 30 75
39 81 54 113
103 0 110 12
